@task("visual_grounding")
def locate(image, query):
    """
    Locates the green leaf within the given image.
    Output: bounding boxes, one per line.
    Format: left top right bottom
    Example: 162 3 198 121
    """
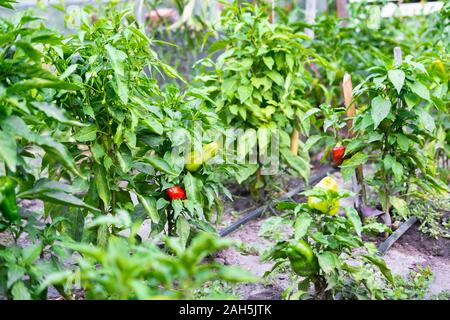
222 78 238 98
280 148 310 182
408 81 430 101
391 161 404 183
345 139 365 155
15 41 41 61
294 213 312 239
116 78 129 104
176 216 190 248
371 96 391 129
35 191 100 213
267 70 284 86
404 92 420 109
263 56 274 70
7 265 25 288
36 136 80 175
218 266 258 283
383 154 395 170
0 0 17 10
276 201 298 210
142 156 177 176
304 135 322 151
8 78 81 92
395 134 409 151
59 64 78 80
105 44 127 77
91 142 105 163
390 196 409 220
18 179 81 197
340 152 368 168
361 254 394 284
137 195 159 223
11 281 31 300
237 84 253 103
142 117 163 135
22 243 42 265
32 102 84 126
388 69 405 94
0 130 17 172
234 164 258 184
317 251 339 274
94 164 110 209
341 167 354 182
417 110 435 132
73 124 97 142
183 172 203 204
344 207 362 236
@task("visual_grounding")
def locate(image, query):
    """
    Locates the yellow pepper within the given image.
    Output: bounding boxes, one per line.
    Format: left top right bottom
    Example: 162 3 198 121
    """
185 142 219 172
307 176 339 216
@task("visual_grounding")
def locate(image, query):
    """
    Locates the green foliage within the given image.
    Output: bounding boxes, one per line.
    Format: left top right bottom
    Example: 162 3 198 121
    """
42 211 257 300
195 1 316 184
383 267 433 300
409 196 450 239
347 56 449 212
0 212 73 300
263 187 394 300
202 1 315 129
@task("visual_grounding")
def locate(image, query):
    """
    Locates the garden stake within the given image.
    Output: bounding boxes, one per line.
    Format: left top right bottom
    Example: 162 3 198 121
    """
337 0 349 26
305 0 317 40
291 0 317 156
394 46 403 65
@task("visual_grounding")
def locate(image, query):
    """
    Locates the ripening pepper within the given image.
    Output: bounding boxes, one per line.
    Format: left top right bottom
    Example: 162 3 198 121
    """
307 176 339 216
185 142 219 172
166 186 186 200
287 240 319 277
0 176 19 223
332 145 346 166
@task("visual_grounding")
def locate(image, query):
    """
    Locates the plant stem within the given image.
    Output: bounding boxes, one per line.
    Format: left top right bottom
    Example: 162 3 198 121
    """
356 165 368 207
167 207 175 236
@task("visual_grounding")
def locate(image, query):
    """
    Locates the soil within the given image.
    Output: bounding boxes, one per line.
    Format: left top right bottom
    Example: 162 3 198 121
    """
396 224 450 259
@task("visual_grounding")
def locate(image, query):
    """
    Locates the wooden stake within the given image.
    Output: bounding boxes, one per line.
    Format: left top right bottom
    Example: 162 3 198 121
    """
343 74 355 131
305 0 317 39
337 0 348 19
136 0 145 26
291 0 317 156
394 46 403 65
290 129 299 155
272 0 276 24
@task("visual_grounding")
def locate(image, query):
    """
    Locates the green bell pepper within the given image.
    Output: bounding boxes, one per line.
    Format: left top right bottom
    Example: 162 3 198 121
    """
0 176 19 223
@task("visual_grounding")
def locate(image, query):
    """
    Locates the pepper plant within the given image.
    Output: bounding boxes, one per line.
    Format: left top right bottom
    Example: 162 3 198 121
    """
46 3 239 243
196 1 318 190
0 4 101 299
132 84 238 241
44 4 184 243
342 56 449 224
262 178 394 300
